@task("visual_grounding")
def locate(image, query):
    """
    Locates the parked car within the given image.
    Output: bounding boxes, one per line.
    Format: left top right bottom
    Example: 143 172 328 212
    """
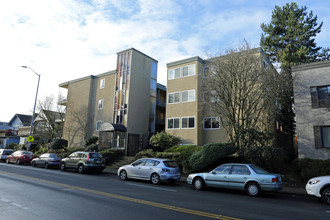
306 175 330 205
118 158 181 184
60 151 105 174
0 149 14 162
6 150 37 165
31 153 62 169
187 163 283 196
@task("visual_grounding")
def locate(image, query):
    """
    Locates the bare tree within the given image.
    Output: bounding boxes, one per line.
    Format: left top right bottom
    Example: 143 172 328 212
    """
203 42 279 149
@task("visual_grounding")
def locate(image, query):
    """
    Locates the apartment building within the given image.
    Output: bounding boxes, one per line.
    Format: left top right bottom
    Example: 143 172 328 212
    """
60 48 164 155
165 48 278 146
292 60 330 159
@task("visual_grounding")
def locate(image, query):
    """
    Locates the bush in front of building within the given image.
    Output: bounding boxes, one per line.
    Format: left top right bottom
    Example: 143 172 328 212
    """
149 132 181 152
5 142 17 150
86 144 99 152
295 158 330 181
99 149 124 165
49 139 68 150
135 149 157 159
85 136 98 146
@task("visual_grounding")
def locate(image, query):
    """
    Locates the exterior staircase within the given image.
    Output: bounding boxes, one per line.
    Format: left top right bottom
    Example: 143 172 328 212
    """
106 156 135 171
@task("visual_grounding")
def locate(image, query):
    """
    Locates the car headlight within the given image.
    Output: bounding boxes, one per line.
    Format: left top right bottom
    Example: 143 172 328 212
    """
309 180 320 185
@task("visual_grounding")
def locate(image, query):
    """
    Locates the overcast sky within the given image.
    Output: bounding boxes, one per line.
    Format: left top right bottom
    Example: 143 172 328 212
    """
1 0 329 122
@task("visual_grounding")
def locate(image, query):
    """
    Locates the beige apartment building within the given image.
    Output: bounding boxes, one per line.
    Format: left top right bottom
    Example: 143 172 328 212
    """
60 48 165 155
292 60 330 159
165 48 278 146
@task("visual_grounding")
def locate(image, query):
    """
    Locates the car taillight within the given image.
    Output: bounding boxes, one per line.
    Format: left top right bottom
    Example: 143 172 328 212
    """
87 155 90 164
162 168 170 173
272 177 279 182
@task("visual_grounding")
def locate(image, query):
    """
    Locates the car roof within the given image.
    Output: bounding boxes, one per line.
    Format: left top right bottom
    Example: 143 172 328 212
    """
138 158 173 161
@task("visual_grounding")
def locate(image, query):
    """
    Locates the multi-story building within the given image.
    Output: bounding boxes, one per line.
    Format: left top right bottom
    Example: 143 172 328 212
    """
165 48 278 146
60 48 165 155
292 60 330 159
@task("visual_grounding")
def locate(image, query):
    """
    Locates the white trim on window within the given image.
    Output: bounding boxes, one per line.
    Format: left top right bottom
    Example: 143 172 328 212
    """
203 116 220 130
98 99 104 109
168 90 195 104
181 116 195 129
168 64 195 80
100 78 105 89
167 117 180 129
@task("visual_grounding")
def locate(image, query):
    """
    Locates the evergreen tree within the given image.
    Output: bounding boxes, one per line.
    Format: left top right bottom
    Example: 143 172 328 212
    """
260 2 329 67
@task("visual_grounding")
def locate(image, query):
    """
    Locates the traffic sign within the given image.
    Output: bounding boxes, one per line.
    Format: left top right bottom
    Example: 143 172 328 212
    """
27 136 34 142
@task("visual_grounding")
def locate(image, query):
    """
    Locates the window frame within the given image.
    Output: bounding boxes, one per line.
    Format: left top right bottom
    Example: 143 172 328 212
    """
203 116 220 130
168 64 195 80
100 78 105 89
181 116 195 129
311 85 330 108
167 118 180 130
98 99 104 109
96 121 102 131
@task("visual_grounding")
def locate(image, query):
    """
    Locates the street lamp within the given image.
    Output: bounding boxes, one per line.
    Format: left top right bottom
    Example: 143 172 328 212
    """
21 66 40 151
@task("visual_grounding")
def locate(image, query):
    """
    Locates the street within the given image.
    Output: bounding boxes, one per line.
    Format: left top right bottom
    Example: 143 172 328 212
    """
0 163 329 220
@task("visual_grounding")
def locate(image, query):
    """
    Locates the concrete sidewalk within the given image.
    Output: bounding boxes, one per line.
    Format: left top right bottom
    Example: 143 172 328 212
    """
104 168 306 196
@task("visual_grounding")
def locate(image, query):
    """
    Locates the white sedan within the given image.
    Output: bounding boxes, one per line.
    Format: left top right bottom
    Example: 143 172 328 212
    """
306 175 330 205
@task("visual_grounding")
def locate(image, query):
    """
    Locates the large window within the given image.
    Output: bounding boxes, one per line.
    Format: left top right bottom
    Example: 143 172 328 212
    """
98 99 104 109
182 117 195 129
168 64 195 80
168 92 180 104
203 117 220 129
168 90 195 104
181 90 195 102
167 118 180 129
314 126 330 148
311 85 330 108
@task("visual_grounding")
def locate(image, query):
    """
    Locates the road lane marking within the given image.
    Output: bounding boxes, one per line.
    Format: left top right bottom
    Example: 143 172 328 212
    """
125 182 178 192
0 170 242 220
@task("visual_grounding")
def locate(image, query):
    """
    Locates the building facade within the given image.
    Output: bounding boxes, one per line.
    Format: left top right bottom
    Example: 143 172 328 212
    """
165 48 278 146
60 48 165 154
292 60 330 159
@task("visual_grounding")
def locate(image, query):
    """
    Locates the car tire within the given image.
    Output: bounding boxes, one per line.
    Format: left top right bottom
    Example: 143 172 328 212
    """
119 170 127 180
78 164 84 174
16 159 21 165
322 188 330 205
246 182 261 197
44 162 49 169
32 161 36 167
194 177 205 190
151 173 160 185
60 162 66 171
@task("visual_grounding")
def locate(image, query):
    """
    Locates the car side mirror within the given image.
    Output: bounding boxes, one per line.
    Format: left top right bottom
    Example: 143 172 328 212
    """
211 171 216 175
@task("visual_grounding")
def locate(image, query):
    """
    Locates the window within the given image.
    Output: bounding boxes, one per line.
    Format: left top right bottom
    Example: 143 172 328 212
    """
167 118 180 129
100 79 105 89
231 165 251 175
203 117 220 129
311 85 330 108
203 66 209 77
314 126 330 148
182 64 195 77
181 90 195 102
168 92 180 104
96 121 102 131
210 90 220 103
213 165 231 174
169 68 180 80
98 99 104 109
168 64 195 80
181 117 195 129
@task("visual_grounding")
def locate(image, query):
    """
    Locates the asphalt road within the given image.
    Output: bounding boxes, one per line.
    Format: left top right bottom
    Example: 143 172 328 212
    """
0 163 330 220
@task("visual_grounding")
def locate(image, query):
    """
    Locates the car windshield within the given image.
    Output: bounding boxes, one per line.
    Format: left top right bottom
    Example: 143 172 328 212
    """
22 151 33 155
250 165 269 174
163 161 178 168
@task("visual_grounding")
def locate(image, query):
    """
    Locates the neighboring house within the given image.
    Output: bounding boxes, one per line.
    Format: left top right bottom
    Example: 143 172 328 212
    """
33 109 65 141
59 48 165 155
165 48 280 146
0 114 32 148
292 60 330 160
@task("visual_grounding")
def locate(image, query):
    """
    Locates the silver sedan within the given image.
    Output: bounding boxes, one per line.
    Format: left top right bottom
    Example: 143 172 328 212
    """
118 158 181 184
187 163 283 196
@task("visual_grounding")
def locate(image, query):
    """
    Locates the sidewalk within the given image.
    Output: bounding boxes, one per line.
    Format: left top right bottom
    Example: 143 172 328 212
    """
104 168 306 196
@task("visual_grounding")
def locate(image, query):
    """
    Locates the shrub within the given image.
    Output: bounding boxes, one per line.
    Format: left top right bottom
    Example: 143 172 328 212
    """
85 136 99 146
149 132 180 152
6 142 17 150
240 146 288 172
99 149 124 165
178 145 203 173
87 144 99 152
296 158 330 181
34 145 49 156
165 145 197 153
49 139 68 150
135 149 156 159
155 152 180 161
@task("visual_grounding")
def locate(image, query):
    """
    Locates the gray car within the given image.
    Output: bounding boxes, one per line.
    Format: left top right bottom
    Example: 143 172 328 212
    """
118 158 181 184
187 163 283 196
60 151 105 174
0 149 14 162
31 153 62 169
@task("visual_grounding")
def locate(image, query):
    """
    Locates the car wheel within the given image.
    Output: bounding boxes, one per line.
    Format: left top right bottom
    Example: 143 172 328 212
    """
60 162 66 171
194 177 205 190
16 159 21 165
322 188 330 205
32 161 36 167
44 162 49 169
78 164 84 174
151 173 160 184
119 170 127 180
246 182 261 197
